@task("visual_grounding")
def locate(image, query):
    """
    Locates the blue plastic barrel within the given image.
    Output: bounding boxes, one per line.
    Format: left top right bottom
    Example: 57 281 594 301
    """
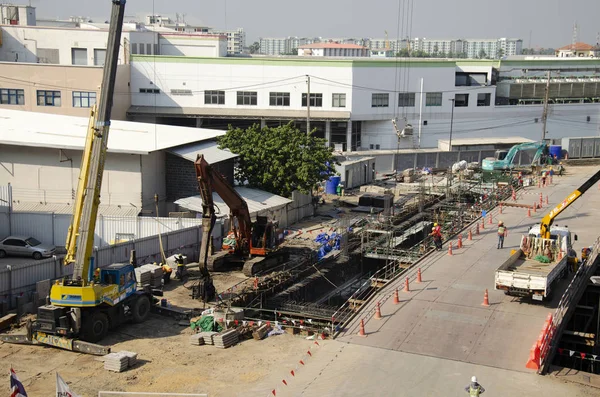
325 176 341 194
549 145 562 160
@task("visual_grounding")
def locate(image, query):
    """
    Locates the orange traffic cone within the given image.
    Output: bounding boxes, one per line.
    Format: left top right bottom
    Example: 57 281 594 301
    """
403 277 410 292
488 214 493 224
481 218 485 229
374 302 382 319
482 289 490 306
393 288 400 304
458 234 463 249
545 195 549 205
527 207 531 217
448 242 453 256
476 223 480 235
417 268 422 283
500 203 503 214
533 202 537 213
358 318 367 337
254 277 259 290
468 229 473 240
537 179 541 188
539 193 543 207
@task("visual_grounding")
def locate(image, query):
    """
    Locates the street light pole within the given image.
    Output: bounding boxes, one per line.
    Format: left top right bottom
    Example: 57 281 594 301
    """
448 98 455 151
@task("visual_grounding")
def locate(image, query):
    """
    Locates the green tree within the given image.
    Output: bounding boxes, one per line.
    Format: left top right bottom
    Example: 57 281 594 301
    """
478 49 487 59
217 122 338 197
396 48 410 57
249 41 260 54
281 48 298 55
496 48 505 59
446 51 454 58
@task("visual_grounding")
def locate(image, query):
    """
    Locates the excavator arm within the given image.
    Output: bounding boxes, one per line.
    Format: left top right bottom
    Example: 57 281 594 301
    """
194 155 252 273
540 169 600 238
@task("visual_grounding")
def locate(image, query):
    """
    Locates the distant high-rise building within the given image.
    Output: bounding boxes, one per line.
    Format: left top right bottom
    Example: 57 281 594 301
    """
411 37 522 58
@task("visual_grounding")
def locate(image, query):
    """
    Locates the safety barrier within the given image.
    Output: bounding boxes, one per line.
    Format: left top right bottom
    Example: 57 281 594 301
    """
267 339 324 396
531 236 600 374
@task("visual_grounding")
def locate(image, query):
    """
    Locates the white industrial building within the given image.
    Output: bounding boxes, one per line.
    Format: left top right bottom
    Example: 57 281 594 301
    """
126 55 600 153
0 4 228 65
298 43 369 57
0 108 236 216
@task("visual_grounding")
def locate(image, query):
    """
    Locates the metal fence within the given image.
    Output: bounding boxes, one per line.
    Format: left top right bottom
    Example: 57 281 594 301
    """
561 137 600 159
0 226 202 308
539 236 600 374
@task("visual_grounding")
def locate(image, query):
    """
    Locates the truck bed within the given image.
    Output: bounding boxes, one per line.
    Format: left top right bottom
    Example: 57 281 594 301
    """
497 249 562 276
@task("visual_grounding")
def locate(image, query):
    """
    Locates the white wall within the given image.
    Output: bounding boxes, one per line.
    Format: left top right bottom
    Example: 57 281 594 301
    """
0 144 142 208
158 34 226 57
130 57 354 112
141 151 167 215
0 25 128 65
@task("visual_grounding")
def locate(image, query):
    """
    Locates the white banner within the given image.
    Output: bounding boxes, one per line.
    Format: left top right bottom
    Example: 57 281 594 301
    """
56 373 80 397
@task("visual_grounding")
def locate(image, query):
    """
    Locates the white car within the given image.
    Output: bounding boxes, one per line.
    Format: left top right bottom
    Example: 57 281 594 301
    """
0 236 56 260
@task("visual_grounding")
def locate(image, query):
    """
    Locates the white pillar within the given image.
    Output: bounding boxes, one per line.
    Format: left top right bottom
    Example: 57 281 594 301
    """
260 119 266 128
346 120 353 152
325 120 331 147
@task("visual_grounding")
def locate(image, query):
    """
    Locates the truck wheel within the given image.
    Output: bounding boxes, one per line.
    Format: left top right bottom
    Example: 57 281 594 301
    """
82 311 109 343
132 295 150 324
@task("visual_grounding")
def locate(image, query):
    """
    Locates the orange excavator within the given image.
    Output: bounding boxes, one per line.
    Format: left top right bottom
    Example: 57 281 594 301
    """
194 155 288 278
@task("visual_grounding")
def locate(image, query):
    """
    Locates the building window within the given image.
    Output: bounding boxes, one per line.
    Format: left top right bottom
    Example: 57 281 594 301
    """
170 89 193 96
302 93 323 107
146 43 152 55
477 93 491 106
0 89 24 105
269 92 290 106
398 92 415 107
71 48 87 65
237 91 258 106
455 93 469 107
130 43 138 55
371 93 389 108
426 92 443 106
139 43 145 55
72 91 97 108
139 88 160 94
205 90 225 105
332 93 346 108
93 49 106 66
37 90 61 106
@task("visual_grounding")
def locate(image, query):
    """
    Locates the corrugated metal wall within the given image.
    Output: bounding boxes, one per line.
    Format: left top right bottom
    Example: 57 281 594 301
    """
0 225 202 307
7 213 205 248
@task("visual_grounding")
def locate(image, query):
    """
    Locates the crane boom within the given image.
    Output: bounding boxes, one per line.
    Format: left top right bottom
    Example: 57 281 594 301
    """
539 169 600 238
65 0 126 284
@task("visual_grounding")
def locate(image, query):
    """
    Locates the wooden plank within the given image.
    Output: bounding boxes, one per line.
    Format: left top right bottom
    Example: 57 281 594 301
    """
0 313 17 331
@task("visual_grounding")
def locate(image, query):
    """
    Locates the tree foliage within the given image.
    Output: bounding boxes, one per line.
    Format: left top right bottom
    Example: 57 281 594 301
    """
217 122 338 198
249 42 260 54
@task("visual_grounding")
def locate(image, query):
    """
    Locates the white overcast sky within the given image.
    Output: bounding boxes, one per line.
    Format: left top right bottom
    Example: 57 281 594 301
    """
20 0 600 48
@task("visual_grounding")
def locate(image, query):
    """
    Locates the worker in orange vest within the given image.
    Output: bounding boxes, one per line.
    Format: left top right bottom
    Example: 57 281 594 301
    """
430 223 443 251
497 221 507 249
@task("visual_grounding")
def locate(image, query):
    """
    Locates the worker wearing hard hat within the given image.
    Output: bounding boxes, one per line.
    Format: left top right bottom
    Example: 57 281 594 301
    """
430 222 443 251
497 221 507 249
464 376 485 396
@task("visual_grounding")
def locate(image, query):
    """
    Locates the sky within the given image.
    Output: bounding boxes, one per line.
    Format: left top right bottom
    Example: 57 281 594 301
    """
18 0 600 48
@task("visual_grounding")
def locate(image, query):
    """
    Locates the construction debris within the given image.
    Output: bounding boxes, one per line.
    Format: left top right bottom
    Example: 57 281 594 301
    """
103 352 133 372
189 334 206 346
197 331 218 345
253 323 272 340
213 328 239 348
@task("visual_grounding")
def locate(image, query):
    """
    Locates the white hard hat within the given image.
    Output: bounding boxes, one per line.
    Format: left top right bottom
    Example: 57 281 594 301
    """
471 376 477 383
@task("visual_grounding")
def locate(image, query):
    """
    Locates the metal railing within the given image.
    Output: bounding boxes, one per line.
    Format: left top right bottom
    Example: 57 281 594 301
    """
539 236 600 374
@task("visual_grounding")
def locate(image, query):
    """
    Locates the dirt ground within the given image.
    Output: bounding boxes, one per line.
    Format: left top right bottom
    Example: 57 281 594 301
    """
1 313 314 396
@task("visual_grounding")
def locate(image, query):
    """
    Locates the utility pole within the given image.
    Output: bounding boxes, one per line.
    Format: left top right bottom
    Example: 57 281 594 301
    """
448 98 455 151
541 70 551 141
306 74 311 135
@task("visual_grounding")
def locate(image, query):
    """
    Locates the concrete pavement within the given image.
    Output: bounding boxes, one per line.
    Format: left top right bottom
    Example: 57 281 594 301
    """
249 167 600 397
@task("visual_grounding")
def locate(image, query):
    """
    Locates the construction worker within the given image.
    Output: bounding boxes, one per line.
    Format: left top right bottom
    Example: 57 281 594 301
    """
497 221 507 249
175 254 186 280
430 223 443 251
465 376 485 395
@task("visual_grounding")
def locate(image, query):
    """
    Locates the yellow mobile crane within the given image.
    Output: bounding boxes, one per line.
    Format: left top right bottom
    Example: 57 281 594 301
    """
1 1 152 354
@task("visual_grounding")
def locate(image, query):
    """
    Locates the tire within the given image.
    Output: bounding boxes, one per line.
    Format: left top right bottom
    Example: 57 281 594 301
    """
0 250 6 258
32 252 42 260
132 295 150 324
82 311 109 343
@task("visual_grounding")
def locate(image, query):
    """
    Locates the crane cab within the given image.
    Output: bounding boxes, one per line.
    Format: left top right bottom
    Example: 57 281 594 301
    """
250 216 281 256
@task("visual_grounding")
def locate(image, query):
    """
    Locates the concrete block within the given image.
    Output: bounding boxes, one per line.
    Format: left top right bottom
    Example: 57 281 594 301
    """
36 279 51 301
